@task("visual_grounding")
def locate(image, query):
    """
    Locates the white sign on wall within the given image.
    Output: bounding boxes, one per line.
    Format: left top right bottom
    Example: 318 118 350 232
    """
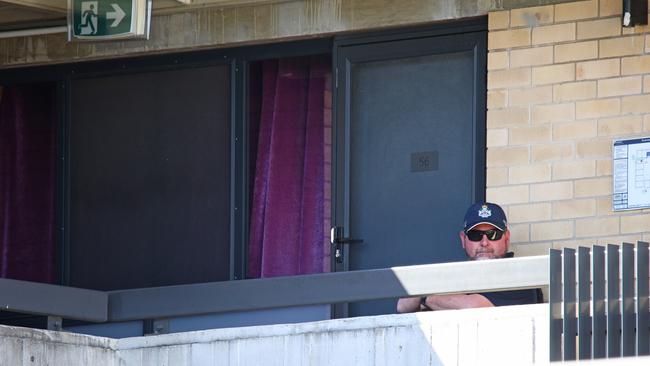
612 136 650 211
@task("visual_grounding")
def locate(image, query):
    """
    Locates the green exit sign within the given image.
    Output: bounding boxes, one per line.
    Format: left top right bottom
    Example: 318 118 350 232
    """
68 0 151 40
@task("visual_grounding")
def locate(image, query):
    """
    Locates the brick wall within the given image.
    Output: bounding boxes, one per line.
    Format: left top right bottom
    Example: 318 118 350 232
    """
487 0 650 255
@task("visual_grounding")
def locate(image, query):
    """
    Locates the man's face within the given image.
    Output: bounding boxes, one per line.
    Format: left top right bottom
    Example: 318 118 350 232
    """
460 223 510 260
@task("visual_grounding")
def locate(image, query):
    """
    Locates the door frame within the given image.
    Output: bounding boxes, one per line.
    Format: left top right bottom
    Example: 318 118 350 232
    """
331 18 487 317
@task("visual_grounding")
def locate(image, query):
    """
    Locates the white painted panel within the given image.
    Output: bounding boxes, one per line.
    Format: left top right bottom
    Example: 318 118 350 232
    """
21 339 44 366
166 345 191 366
1 337 23 365
457 320 478 366
374 324 436 366
429 322 460 366
230 336 285 366
477 316 534 365
140 346 169 366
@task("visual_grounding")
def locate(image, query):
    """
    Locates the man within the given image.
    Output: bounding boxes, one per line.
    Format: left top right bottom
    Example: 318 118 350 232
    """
396 202 543 313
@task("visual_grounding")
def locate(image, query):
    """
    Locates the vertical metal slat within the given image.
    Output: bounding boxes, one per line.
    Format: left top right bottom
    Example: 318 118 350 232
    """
577 246 591 359
637 241 649 356
563 247 577 360
592 245 606 359
607 244 621 357
549 249 563 362
622 243 635 356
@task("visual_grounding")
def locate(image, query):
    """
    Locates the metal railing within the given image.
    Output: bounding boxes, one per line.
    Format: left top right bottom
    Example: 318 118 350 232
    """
549 241 650 361
2 255 548 324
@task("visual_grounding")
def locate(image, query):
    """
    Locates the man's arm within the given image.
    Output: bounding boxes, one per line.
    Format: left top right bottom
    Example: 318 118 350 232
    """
423 294 494 310
397 294 494 313
396 296 422 313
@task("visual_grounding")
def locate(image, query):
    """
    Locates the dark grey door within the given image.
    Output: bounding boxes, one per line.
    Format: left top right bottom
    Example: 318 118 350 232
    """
334 29 487 317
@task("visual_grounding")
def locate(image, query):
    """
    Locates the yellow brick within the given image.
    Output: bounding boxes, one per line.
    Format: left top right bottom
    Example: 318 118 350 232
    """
622 95 650 114
532 23 576 45
553 81 597 102
646 35 650 53
645 114 650 131
487 146 530 167
575 177 611 197
621 214 650 233
576 59 620 80
488 51 508 70
596 159 612 176
531 143 574 162
575 217 619 237
509 125 552 145
552 240 599 250
553 160 596 180
511 5 554 27
554 40 599 63
489 28 531 50
531 103 575 124
509 223 530 243
487 107 529 127
577 139 612 158
555 0 598 22
487 128 508 147
533 63 575 85
530 181 574 202
598 115 643 136
599 0 622 17
486 185 530 205
509 164 552 184
596 235 642 246
577 18 621 40
509 86 552 106
487 167 508 186
553 120 597 140
488 68 531 89
531 221 574 241
487 90 507 109
597 76 642 97
512 242 551 256
489 10 510 30
644 75 650 93
575 98 620 119
599 36 644 58
621 55 650 75
552 199 596 219
597 196 615 215
510 46 553 68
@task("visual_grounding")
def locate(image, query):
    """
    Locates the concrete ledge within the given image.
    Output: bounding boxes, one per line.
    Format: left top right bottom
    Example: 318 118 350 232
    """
0 304 550 365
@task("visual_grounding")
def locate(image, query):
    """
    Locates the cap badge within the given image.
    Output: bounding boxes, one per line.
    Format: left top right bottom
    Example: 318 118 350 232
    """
478 205 492 218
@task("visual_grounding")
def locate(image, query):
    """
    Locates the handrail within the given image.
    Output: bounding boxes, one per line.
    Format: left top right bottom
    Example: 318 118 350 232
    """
107 255 549 321
0 277 107 322
1 256 550 323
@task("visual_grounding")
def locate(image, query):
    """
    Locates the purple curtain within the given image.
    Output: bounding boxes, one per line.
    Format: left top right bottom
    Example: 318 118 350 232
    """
0 84 57 283
247 55 331 278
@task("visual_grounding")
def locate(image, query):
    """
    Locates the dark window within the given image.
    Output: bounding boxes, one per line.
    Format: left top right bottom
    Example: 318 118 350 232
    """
68 65 231 290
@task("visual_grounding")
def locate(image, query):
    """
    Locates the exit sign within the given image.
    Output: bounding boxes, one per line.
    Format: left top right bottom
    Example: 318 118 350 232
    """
68 0 151 40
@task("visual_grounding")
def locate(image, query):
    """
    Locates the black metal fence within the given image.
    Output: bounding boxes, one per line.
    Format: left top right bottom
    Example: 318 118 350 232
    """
550 242 650 361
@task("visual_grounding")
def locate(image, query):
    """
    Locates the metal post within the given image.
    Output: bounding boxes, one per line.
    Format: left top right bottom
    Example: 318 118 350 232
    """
577 247 591 359
621 243 635 356
549 249 563 362
592 245 606 359
563 248 577 360
637 241 649 356
607 244 621 357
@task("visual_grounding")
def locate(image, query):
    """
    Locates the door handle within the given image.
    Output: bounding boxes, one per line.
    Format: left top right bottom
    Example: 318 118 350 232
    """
331 227 364 264
330 226 364 245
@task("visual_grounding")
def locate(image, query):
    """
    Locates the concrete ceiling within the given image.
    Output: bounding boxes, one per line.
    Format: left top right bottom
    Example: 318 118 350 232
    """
0 0 283 31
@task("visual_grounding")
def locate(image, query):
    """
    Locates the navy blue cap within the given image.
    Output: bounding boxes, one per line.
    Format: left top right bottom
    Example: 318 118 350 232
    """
463 202 507 232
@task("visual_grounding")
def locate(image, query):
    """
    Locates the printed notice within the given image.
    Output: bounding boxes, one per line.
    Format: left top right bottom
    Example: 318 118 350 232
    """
612 136 650 211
